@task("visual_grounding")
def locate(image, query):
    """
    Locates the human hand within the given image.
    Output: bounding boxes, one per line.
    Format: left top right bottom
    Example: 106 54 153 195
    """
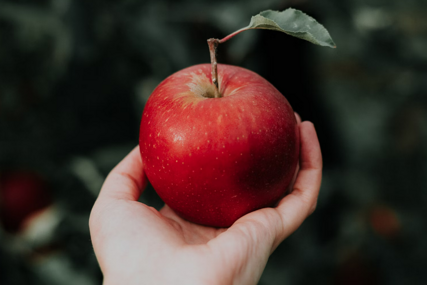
89 115 322 285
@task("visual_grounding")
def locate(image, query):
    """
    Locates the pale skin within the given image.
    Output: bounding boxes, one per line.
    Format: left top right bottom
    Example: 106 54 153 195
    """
89 114 322 285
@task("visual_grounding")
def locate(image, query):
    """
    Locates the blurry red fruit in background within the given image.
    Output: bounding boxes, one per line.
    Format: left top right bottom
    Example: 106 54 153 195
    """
369 205 401 240
0 171 52 233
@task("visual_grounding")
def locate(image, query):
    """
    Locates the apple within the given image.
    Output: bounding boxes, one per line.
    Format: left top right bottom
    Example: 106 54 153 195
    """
139 63 299 227
139 8 335 227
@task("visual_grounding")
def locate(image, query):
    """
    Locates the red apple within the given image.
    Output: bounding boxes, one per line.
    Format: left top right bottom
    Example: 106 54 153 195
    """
139 63 299 227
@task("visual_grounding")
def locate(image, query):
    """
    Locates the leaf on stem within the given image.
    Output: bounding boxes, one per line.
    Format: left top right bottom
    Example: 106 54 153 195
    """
221 8 336 48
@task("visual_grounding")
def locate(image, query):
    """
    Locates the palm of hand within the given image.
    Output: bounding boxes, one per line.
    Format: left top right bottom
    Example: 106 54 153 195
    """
91 195 271 284
90 119 322 285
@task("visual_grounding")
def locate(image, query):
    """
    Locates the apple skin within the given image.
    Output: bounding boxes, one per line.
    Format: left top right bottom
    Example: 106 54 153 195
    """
139 63 299 227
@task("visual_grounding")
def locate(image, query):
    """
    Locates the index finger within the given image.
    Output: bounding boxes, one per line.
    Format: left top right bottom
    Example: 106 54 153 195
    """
98 146 148 201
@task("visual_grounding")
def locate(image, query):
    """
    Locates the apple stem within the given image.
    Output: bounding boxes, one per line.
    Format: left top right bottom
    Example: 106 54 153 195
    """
207 38 221 98
218 27 249 44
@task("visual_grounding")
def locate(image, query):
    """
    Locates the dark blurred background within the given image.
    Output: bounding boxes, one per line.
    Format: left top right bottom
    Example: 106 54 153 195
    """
1 0 426 284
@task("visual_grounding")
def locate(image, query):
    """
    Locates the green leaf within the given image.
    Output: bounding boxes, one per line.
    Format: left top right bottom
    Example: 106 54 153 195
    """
243 8 335 48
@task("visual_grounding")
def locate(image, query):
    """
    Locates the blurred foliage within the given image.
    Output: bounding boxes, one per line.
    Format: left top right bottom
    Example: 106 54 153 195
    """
1 0 427 284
